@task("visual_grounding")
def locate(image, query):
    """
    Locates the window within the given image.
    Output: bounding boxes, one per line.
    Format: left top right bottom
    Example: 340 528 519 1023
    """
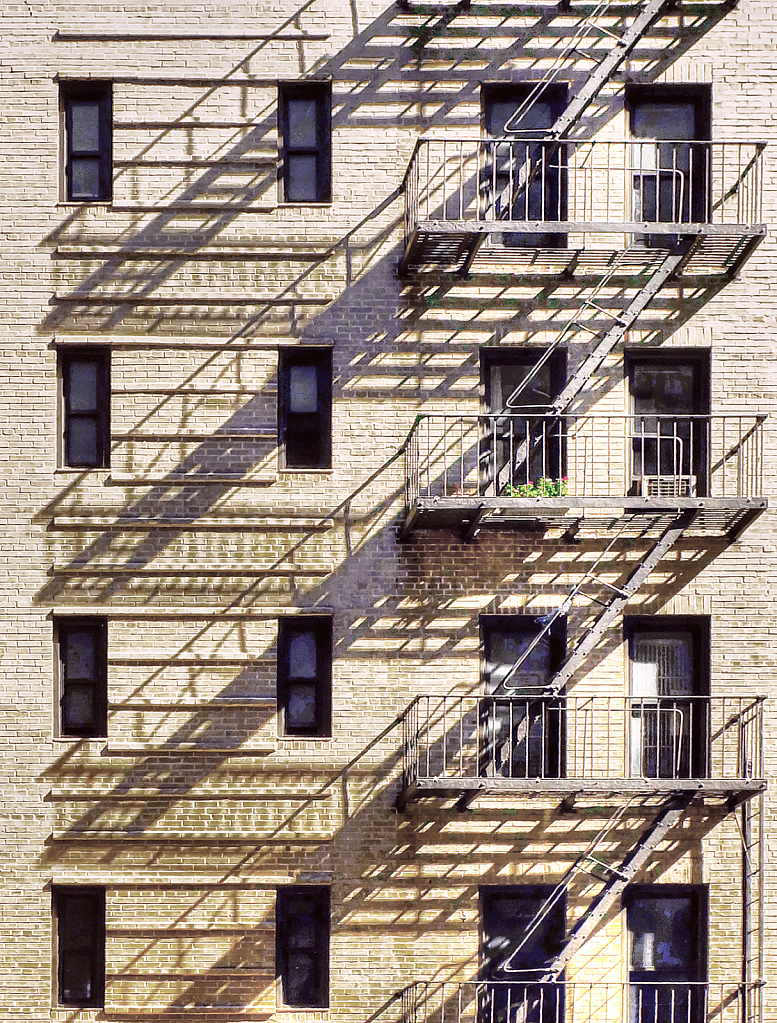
625 885 707 1023
53 887 105 1007
279 83 332 203
277 617 332 737
626 352 709 497
61 83 112 202
278 348 332 469
482 83 568 247
60 348 110 469
55 617 108 738
481 348 567 496
625 617 709 779
479 616 565 779
276 886 330 1008
480 887 565 1023
626 85 710 246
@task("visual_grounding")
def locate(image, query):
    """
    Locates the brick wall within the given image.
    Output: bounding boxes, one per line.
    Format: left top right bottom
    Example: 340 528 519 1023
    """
0 0 775 1020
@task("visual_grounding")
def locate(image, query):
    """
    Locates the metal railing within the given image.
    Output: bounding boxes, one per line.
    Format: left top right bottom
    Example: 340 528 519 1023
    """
404 138 765 242
400 981 759 1023
404 414 766 504
401 695 765 787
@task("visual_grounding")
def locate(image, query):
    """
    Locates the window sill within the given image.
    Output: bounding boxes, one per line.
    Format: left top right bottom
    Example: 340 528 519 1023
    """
56 200 112 208
54 467 110 475
277 735 334 743
275 1008 330 1015
277 201 333 208
50 736 107 746
51 1009 103 1020
277 468 334 475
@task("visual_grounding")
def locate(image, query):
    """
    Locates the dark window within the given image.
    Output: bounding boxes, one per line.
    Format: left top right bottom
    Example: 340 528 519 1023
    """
60 348 110 469
482 83 568 247
479 616 565 779
480 887 565 1023
626 85 711 247
626 352 709 497
625 885 707 1023
61 83 112 202
277 617 332 737
276 886 330 1008
54 887 105 1007
279 84 332 203
56 617 108 738
481 348 567 496
278 348 332 469
625 617 710 779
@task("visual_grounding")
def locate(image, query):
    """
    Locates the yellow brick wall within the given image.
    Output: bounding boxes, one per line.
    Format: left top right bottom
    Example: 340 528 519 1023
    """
0 1 774 1020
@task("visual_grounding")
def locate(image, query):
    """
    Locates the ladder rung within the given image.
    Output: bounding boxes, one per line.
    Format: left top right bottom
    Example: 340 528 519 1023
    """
596 578 631 598
571 320 601 336
582 300 628 325
583 855 629 880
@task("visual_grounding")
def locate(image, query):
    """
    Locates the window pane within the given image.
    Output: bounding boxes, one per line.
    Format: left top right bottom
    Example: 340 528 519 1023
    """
63 683 96 729
633 102 697 142
286 155 318 202
70 102 101 152
61 951 94 1002
68 361 99 412
63 630 96 680
632 632 694 697
287 98 318 147
289 630 317 678
289 365 319 413
67 418 100 466
286 951 317 1004
288 910 318 949
487 629 551 691
60 896 96 947
631 365 696 415
630 896 696 971
287 684 317 729
69 157 102 201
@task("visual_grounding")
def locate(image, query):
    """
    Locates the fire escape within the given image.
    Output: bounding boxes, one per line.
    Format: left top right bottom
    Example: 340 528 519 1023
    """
394 1 766 1022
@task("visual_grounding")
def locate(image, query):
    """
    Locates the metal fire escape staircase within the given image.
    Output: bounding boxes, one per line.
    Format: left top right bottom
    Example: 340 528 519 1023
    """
396 0 763 998
494 795 692 980
496 508 697 702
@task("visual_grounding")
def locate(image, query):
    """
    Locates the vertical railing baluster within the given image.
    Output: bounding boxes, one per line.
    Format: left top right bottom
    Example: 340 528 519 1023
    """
459 142 464 220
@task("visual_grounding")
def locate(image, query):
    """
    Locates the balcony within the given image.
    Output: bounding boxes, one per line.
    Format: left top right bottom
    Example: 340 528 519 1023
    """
400 981 761 1023
397 694 765 809
401 138 766 276
401 413 767 540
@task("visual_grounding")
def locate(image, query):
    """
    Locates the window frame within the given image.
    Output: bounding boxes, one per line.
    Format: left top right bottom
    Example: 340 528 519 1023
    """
53 886 106 1008
624 616 710 697
59 347 111 470
478 615 567 779
480 614 566 691
624 616 710 780
55 616 108 739
624 350 710 498
279 82 332 204
278 347 333 470
276 886 330 1008
277 616 333 738
60 81 113 203
480 884 566 976
624 883 708 981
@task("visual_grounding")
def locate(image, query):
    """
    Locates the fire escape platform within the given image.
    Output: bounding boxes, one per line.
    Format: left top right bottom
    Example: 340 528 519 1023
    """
401 223 766 279
402 496 768 542
398 776 766 810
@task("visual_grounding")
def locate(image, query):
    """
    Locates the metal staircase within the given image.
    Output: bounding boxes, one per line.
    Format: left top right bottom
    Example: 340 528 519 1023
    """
495 510 697 698
545 793 694 976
